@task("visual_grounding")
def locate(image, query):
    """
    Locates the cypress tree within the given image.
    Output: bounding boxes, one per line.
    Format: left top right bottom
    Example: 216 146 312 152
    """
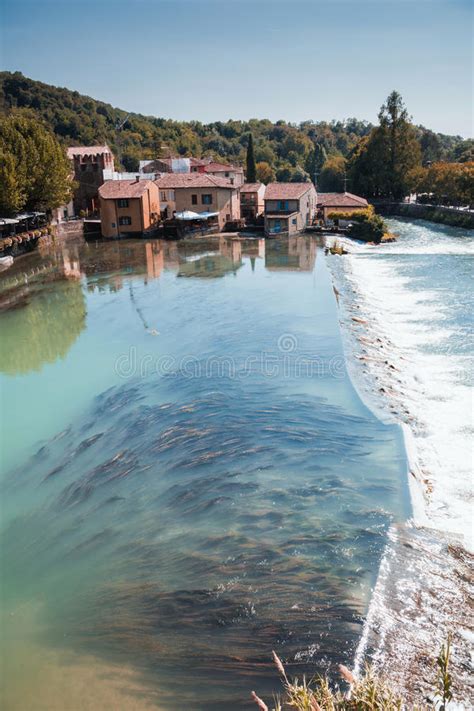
246 133 257 183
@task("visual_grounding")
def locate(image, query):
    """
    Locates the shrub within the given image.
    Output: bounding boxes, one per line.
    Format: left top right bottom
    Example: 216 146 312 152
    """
251 642 454 711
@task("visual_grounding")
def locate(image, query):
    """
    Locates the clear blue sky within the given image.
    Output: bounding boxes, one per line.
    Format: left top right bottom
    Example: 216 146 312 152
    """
1 0 472 136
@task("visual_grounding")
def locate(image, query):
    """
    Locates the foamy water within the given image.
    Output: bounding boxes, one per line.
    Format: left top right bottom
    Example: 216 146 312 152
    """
328 219 473 549
327 218 474 704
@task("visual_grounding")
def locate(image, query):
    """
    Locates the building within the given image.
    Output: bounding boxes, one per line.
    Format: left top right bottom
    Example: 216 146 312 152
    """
67 145 115 214
264 183 317 237
317 192 368 222
98 179 160 238
141 156 244 185
155 173 240 230
202 161 244 186
240 183 266 221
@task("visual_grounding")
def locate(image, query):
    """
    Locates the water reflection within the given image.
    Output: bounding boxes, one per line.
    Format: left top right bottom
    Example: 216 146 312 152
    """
265 236 317 272
0 245 86 375
0 232 408 710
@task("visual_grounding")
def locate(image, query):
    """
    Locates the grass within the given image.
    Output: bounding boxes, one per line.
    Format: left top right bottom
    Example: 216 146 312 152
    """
251 639 454 711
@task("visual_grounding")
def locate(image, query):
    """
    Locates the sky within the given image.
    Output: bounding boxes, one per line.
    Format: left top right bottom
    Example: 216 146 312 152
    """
1 0 472 137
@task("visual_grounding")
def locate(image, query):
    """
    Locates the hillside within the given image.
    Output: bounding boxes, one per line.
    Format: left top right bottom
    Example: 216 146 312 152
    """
0 71 470 184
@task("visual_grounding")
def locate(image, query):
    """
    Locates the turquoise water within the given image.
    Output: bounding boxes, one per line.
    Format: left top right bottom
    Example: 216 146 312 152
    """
0 235 409 709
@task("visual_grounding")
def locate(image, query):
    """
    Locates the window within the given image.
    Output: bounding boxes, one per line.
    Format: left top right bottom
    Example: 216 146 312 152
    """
191 194 198 205
118 216 132 226
160 191 167 201
80 164 87 172
292 218 297 225
117 199 129 208
169 190 175 200
225 172 229 177
278 200 288 210
202 194 212 205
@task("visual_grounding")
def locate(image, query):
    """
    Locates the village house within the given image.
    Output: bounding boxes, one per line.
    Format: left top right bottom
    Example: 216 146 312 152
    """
141 156 244 185
155 173 240 230
240 182 266 222
317 192 368 223
98 179 160 238
264 182 317 237
201 161 244 186
67 145 115 214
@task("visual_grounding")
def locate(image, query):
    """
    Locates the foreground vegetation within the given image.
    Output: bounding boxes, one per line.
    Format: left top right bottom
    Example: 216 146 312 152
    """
252 640 454 711
0 114 72 216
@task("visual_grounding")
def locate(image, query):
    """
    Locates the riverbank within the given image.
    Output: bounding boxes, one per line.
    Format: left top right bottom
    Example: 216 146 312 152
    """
325 218 473 704
376 202 474 229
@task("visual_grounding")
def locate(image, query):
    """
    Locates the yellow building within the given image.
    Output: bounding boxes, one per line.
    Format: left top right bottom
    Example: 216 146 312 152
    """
98 179 160 238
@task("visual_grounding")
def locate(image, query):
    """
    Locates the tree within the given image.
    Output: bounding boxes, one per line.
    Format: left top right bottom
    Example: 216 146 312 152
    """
349 91 421 199
305 143 327 183
246 133 257 182
319 156 346 191
420 161 474 206
0 149 25 215
420 130 442 165
256 161 275 184
0 113 72 216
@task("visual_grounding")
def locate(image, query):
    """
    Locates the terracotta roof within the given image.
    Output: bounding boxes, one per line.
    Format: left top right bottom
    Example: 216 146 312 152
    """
189 157 208 167
98 179 154 199
155 174 235 190
241 182 264 193
317 192 368 208
264 182 314 200
204 162 243 173
67 145 112 159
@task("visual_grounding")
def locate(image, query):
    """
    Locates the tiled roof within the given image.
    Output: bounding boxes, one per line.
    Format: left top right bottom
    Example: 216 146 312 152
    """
155 174 235 189
67 145 112 159
98 179 154 199
241 182 264 193
204 162 243 173
189 157 208 167
264 182 314 200
317 192 368 208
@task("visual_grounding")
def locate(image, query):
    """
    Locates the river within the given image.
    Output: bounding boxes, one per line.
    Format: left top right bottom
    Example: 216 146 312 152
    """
0 224 467 708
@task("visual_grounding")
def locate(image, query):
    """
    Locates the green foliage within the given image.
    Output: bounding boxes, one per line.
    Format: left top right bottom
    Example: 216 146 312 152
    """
319 156 346 191
246 133 257 182
0 113 72 216
349 91 422 200
0 72 375 175
344 206 387 242
256 161 276 184
450 138 473 163
0 73 467 200
417 161 474 206
305 143 328 181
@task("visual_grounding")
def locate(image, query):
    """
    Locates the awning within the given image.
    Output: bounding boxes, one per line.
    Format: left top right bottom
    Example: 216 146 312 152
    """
175 210 219 221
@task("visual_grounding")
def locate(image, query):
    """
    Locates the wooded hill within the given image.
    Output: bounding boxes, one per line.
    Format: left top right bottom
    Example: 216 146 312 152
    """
1 71 471 189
